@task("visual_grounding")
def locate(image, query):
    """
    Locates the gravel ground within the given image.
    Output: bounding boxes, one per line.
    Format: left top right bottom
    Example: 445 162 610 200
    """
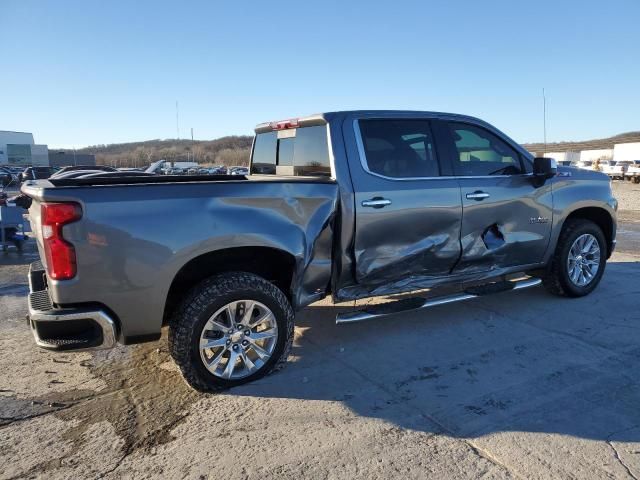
613 181 640 222
1 182 640 479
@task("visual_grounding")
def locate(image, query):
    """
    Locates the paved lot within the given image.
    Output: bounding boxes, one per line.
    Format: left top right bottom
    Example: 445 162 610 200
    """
1 205 640 478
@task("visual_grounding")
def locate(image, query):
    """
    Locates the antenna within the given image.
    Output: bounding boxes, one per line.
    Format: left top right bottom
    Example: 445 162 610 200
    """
175 101 180 140
542 88 547 155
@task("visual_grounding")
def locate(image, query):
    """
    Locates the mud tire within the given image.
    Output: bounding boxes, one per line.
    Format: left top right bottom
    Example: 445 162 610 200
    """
169 272 295 392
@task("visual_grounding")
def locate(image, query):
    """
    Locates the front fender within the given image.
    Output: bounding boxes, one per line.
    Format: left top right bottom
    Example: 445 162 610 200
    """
544 173 617 263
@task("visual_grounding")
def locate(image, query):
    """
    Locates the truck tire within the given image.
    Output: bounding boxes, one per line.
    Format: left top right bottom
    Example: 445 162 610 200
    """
168 272 294 392
541 219 607 297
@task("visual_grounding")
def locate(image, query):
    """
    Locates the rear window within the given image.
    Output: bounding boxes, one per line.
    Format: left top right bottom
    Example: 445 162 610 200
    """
250 125 331 177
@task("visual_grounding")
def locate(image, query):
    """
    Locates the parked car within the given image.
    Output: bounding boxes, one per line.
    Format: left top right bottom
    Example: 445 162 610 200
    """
19 166 54 183
0 167 17 187
204 166 225 175
575 160 595 171
601 160 627 180
21 110 617 392
230 166 249 175
625 160 640 183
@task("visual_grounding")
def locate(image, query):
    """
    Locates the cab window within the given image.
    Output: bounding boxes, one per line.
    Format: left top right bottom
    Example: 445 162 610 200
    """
359 119 440 178
448 122 523 176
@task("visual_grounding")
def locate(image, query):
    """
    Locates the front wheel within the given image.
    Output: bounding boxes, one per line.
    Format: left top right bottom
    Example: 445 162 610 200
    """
169 272 295 392
542 219 607 297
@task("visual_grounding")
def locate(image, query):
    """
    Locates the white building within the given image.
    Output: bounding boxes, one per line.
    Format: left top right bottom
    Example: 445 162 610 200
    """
613 142 640 161
544 151 580 164
0 131 49 166
580 149 613 162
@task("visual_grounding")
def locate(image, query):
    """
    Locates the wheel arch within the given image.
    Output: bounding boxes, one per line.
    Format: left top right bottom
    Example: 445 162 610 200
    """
560 206 615 258
163 246 297 325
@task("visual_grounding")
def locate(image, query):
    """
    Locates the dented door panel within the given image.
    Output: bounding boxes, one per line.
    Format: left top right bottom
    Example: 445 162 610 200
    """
455 176 553 273
353 183 463 285
342 114 464 291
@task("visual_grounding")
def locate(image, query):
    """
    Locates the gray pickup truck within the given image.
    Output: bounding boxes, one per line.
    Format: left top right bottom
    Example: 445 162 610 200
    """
21 110 617 391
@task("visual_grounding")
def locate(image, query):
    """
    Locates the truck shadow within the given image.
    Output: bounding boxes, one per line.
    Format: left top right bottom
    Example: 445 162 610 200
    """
232 259 640 442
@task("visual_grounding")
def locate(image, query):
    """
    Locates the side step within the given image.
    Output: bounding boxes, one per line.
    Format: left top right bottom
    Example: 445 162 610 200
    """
335 278 541 324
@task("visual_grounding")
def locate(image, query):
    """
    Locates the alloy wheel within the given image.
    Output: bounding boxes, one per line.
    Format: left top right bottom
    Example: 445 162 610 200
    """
199 300 278 380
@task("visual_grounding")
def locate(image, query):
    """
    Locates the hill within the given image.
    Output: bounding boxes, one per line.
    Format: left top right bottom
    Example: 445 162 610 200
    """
523 131 640 154
51 136 254 168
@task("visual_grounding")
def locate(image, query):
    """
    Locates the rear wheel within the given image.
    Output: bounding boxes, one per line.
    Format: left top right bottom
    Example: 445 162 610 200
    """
169 272 294 392
541 219 607 297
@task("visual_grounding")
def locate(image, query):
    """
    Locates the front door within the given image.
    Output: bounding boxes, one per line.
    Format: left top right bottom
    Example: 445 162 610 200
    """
438 120 553 273
348 117 463 290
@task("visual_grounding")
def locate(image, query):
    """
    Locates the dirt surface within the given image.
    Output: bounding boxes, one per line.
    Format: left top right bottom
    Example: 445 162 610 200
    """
2 184 640 479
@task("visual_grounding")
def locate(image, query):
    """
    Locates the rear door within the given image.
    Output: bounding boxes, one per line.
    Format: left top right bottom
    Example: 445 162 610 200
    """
437 120 553 273
347 116 463 288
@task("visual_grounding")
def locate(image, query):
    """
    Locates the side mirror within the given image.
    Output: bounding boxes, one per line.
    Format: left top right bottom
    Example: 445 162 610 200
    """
533 157 557 185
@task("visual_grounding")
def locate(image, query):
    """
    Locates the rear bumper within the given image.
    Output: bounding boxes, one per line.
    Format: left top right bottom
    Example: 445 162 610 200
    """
27 261 117 351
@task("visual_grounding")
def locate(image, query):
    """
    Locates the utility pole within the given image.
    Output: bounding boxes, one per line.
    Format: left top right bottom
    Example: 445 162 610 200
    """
542 88 547 155
175 101 180 140
191 127 194 141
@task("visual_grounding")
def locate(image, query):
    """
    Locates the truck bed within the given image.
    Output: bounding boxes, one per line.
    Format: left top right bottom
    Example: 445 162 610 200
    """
21 176 339 343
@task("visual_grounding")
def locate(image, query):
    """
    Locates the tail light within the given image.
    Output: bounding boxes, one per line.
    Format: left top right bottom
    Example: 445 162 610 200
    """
41 202 82 280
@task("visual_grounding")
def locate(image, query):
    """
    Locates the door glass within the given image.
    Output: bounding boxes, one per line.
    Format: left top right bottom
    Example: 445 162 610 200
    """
448 123 523 176
359 119 440 178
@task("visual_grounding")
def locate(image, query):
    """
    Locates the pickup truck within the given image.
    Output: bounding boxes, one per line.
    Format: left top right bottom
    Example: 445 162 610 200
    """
21 110 617 391
600 160 627 180
626 160 640 183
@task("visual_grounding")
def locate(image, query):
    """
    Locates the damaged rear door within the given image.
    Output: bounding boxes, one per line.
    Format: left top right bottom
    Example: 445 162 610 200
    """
439 120 553 273
348 116 462 288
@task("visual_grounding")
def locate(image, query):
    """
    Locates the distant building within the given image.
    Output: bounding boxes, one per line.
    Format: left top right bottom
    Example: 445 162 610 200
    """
613 142 640 161
0 131 49 166
543 151 580 164
49 151 96 168
580 149 613 162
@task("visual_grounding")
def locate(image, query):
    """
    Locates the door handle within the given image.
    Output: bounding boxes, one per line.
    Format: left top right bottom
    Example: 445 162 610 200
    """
465 191 490 201
362 197 392 208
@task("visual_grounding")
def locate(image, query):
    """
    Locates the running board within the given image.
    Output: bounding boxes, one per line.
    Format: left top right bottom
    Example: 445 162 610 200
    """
335 278 542 324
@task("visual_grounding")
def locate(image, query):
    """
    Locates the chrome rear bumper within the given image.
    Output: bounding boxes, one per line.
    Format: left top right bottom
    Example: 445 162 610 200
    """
27 261 117 351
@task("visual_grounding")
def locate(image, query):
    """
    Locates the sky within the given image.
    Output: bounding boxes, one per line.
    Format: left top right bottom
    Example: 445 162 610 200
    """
2 0 639 148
